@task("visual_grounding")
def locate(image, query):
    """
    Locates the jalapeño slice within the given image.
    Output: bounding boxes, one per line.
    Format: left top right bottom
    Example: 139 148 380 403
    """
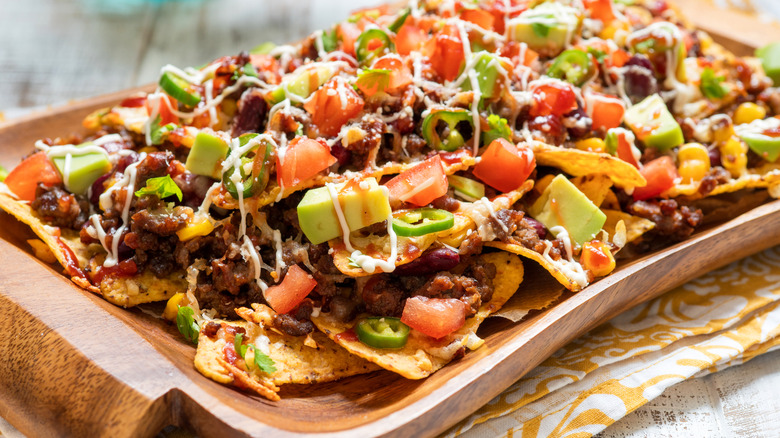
355 29 394 65
159 71 202 107
356 317 410 349
392 208 455 237
547 49 594 86
222 134 274 199
421 109 475 152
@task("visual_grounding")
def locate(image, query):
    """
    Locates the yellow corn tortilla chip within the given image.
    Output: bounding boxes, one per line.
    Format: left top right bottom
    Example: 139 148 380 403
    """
330 231 440 277
0 191 184 306
491 261 566 322
532 143 646 189
571 174 613 207
311 252 524 379
487 241 585 292
664 168 780 199
194 307 381 393
602 209 655 244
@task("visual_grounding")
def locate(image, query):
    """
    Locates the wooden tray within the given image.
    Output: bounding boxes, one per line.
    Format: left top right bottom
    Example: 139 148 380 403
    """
2 4 780 437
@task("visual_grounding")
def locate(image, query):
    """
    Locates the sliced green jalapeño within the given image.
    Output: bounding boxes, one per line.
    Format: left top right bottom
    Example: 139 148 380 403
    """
355 29 394 65
547 49 594 86
159 71 202 107
356 317 410 349
222 133 274 199
421 109 474 152
392 208 455 237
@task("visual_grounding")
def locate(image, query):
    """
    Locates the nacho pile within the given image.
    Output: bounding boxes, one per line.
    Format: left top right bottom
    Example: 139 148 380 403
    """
2 0 780 399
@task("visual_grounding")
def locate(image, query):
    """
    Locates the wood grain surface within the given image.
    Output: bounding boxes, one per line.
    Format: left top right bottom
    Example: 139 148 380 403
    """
2 1 780 437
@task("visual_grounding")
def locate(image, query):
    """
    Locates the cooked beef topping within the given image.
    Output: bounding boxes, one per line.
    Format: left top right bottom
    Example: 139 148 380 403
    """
231 88 268 137
628 198 703 242
362 275 406 317
272 298 315 336
31 183 90 229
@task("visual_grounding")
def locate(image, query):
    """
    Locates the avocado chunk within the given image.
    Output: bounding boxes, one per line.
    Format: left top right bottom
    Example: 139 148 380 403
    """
528 174 606 248
460 52 503 102
297 177 391 245
736 117 780 162
51 143 111 196
267 64 335 105
623 94 683 151
186 132 229 179
756 42 780 86
506 3 581 56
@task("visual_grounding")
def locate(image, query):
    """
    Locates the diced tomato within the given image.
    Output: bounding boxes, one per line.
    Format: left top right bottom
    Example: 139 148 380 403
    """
530 80 578 117
611 130 640 168
304 77 365 137
250 54 282 84
587 92 625 131
632 156 678 201
608 49 631 69
264 264 317 315
372 55 413 92
584 0 616 23
4 151 63 202
276 137 337 188
401 296 468 339
460 8 495 30
146 94 179 125
499 41 538 68
429 25 465 82
384 155 448 206
472 138 536 192
396 23 427 56
337 22 362 57
119 95 146 108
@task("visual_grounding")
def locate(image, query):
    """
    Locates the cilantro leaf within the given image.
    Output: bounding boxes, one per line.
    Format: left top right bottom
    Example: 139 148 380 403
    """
483 114 512 145
135 175 183 202
232 63 258 81
251 345 277 373
347 256 361 269
176 306 199 344
234 332 249 358
587 47 607 64
321 28 339 53
700 67 728 100
531 21 551 38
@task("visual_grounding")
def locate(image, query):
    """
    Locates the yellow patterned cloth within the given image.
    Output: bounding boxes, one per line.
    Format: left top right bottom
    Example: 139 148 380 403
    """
445 246 780 437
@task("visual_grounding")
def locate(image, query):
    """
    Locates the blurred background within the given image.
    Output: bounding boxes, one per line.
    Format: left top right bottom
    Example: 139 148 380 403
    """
0 0 382 117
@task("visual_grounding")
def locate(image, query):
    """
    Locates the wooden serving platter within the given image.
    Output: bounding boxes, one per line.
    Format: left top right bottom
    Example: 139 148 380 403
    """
2 4 780 437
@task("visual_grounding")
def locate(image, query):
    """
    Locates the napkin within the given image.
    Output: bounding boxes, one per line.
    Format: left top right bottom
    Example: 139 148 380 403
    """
445 245 780 437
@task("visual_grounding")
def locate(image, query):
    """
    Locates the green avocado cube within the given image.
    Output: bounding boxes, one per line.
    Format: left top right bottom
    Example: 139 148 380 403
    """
461 52 502 101
623 94 683 151
756 42 780 86
528 174 606 248
52 144 111 196
506 3 581 56
297 177 391 245
741 133 780 162
267 65 335 105
186 132 229 179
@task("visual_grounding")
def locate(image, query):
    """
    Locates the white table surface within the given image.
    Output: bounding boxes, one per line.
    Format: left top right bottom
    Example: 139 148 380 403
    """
1 1 780 437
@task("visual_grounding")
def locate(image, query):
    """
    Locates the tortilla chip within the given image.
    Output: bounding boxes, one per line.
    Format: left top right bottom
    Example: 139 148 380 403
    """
491 261 566 322
487 241 585 292
194 309 381 395
532 143 646 189
571 174 613 207
331 231 440 277
97 267 185 308
311 252 524 379
602 209 655 244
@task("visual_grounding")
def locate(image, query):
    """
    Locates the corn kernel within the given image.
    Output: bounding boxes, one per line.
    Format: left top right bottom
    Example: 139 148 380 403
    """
580 240 616 277
733 102 766 125
677 143 711 183
163 293 187 321
176 215 215 241
719 136 748 177
712 123 735 144
138 146 158 154
575 137 608 153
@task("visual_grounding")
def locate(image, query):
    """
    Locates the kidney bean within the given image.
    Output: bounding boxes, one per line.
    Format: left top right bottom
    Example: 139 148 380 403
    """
394 248 460 276
624 56 658 103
